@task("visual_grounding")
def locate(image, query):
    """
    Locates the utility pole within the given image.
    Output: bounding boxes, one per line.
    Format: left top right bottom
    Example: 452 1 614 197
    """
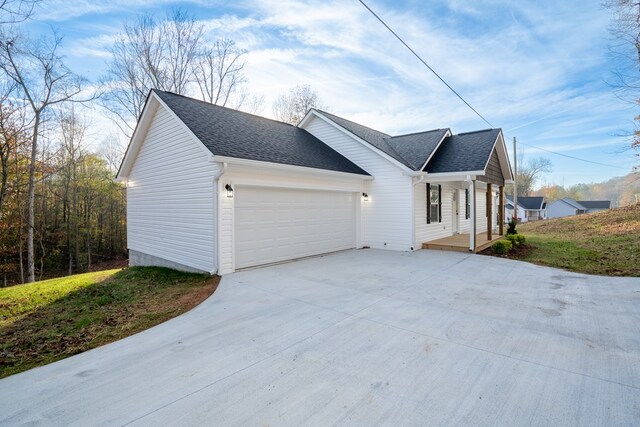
513 136 518 224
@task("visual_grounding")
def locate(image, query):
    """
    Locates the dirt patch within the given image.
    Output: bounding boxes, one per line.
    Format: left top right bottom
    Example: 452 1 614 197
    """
480 242 533 259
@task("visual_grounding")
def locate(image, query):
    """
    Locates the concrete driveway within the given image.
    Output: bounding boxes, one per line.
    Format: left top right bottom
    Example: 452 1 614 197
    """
1 249 639 426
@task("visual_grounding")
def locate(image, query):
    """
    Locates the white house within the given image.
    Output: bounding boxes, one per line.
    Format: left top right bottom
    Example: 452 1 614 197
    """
116 90 514 275
505 196 546 222
547 198 611 219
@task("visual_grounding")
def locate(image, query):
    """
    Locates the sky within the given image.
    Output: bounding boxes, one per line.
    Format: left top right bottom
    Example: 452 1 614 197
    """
18 0 640 186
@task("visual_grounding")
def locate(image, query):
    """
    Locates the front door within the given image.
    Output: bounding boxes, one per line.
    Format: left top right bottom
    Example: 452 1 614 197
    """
452 190 459 234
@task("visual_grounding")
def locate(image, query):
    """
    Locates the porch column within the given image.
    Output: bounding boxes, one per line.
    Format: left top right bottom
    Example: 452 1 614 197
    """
499 185 504 235
469 179 476 251
486 183 492 241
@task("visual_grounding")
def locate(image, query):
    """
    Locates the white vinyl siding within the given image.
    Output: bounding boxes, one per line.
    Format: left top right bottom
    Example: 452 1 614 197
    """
415 183 455 243
547 200 578 218
303 116 413 251
415 183 496 244
234 186 356 268
127 105 217 273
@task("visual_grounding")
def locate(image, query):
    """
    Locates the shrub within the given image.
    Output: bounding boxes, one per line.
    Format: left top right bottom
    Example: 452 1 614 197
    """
506 234 519 247
492 240 512 254
506 219 517 235
506 233 526 248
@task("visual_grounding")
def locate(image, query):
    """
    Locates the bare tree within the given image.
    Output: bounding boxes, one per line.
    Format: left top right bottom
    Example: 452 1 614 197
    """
0 0 40 24
102 9 203 135
58 108 88 274
507 157 552 197
272 84 325 125
0 30 93 282
98 132 125 175
603 1 640 159
192 39 246 106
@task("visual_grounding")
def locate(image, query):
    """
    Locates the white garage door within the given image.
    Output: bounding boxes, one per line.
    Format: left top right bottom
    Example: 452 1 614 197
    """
235 186 357 269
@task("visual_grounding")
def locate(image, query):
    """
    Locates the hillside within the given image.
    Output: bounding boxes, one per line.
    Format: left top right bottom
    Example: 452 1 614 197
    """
533 172 640 207
517 203 640 276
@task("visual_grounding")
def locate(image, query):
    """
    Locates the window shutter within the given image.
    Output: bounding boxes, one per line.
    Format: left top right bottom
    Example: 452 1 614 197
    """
426 183 431 224
438 185 442 223
465 189 469 219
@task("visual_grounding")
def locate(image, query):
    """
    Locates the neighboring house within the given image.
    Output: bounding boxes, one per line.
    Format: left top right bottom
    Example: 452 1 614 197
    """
504 196 546 222
547 198 611 218
116 90 514 275
578 200 612 213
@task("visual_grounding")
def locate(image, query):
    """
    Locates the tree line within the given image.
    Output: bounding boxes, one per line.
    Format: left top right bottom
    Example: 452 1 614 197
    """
0 3 323 286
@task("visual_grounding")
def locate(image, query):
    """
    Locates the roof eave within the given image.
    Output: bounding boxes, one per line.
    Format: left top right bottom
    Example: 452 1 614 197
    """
212 155 373 180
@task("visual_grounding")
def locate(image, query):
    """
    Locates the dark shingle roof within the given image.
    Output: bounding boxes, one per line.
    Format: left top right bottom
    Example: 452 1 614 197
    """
387 130 450 170
577 200 611 209
506 195 545 210
153 90 369 176
315 110 449 170
315 110 407 167
423 129 501 174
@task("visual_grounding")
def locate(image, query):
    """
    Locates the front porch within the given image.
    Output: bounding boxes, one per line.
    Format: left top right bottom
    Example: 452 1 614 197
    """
422 232 503 253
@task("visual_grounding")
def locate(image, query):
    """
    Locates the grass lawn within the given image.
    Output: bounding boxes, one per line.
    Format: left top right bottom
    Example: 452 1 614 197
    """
514 203 640 276
0 267 219 379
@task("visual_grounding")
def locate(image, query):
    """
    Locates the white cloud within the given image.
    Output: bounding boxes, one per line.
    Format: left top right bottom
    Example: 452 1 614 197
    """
23 0 636 185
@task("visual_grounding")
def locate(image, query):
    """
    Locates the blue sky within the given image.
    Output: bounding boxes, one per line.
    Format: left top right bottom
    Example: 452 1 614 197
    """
20 0 639 186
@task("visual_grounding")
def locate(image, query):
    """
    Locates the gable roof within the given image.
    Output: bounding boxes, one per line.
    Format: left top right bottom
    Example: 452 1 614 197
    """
558 198 587 210
423 129 502 174
506 196 545 210
387 130 451 170
577 200 611 209
314 110 450 170
153 90 369 176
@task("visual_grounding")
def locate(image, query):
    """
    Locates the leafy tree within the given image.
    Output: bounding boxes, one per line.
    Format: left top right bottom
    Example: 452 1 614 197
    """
0 30 94 282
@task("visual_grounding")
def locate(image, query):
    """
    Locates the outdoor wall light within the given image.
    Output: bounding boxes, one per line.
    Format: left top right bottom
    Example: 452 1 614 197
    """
362 192 369 201
225 184 234 198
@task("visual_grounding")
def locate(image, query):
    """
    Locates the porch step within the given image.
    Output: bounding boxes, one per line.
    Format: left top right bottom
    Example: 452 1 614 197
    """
422 242 470 252
422 232 503 253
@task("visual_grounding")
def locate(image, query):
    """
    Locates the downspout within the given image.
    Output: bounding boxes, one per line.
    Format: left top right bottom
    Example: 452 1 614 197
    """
411 174 426 250
212 162 227 274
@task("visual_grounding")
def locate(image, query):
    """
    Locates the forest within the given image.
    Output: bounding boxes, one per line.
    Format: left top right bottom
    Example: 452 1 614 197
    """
0 3 324 286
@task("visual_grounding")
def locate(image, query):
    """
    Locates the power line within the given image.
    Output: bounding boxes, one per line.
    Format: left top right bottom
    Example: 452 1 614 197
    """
358 0 633 173
516 140 630 170
357 0 494 128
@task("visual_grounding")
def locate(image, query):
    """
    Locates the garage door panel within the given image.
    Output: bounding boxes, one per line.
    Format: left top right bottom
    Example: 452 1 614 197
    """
235 186 356 268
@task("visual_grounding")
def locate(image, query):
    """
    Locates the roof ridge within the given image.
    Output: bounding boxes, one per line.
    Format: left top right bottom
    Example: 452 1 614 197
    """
152 89 298 128
390 128 449 139
314 109 391 137
455 128 497 136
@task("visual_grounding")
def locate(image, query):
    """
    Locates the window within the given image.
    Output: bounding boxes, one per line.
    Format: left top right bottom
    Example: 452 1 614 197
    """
465 189 470 219
427 184 441 224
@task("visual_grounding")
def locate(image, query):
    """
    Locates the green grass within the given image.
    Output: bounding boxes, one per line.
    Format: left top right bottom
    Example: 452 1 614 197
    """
515 204 640 276
0 267 219 378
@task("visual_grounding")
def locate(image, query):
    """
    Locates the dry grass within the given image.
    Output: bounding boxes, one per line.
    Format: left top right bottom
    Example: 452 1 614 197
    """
0 267 219 379
515 203 640 276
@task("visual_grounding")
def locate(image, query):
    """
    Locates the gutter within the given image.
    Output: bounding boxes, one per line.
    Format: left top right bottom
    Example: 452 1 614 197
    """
212 162 227 275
